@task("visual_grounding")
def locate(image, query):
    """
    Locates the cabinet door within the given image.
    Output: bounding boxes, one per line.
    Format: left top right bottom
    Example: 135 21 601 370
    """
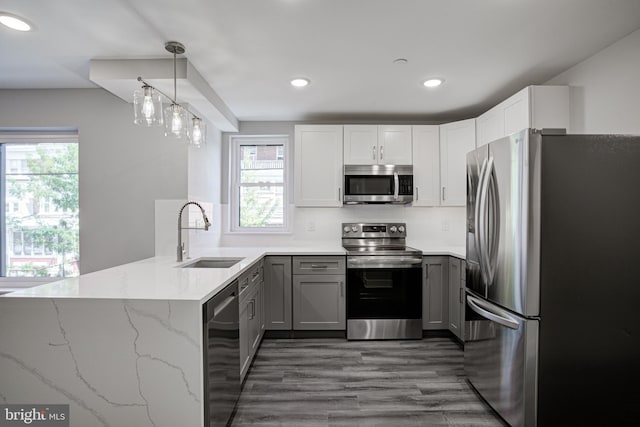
448 257 462 339
264 256 292 330
239 298 251 379
476 106 504 147
344 125 378 165
293 275 345 330
422 256 449 330
503 87 530 136
412 125 440 206
294 125 343 207
249 287 261 356
440 119 476 206
378 125 412 164
259 277 265 337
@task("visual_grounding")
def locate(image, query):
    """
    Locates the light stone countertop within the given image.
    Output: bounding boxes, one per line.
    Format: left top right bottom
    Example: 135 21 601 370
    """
1 245 465 303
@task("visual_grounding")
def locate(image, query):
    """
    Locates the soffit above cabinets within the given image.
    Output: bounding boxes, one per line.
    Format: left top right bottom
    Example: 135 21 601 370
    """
89 58 238 132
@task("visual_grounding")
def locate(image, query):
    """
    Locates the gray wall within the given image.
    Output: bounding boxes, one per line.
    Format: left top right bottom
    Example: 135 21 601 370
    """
0 89 188 274
546 28 640 134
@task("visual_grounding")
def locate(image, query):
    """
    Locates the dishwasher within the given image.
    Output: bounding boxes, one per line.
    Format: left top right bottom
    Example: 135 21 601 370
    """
203 280 240 427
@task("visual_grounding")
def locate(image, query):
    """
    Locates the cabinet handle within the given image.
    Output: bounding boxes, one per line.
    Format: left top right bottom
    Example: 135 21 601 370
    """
416 186 419 201
340 281 344 297
442 187 446 201
338 187 341 202
460 288 464 304
380 145 384 160
372 145 376 160
249 299 255 319
310 264 328 269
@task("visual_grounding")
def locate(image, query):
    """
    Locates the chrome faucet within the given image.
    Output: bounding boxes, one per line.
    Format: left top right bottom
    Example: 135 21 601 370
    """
177 201 211 262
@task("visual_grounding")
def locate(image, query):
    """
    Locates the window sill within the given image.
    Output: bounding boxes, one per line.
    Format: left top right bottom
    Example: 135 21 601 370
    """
224 230 293 236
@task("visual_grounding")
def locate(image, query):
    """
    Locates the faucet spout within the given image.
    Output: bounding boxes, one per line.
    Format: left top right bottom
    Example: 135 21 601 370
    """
177 201 211 262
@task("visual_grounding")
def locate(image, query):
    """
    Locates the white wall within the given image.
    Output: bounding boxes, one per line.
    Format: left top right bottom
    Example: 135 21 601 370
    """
219 204 465 250
546 28 640 134
0 89 188 273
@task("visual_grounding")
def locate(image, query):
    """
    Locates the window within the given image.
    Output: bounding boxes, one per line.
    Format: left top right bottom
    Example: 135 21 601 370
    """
229 136 289 232
0 133 79 279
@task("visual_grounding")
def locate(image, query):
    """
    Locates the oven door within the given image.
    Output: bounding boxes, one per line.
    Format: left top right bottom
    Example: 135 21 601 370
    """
346 262 422 339
346 258 422 320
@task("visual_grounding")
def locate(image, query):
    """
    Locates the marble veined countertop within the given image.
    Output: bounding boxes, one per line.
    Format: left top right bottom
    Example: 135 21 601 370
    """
1 245 465 303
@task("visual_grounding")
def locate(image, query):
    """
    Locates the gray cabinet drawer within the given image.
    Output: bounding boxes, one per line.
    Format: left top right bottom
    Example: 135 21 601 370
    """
292 256 345 275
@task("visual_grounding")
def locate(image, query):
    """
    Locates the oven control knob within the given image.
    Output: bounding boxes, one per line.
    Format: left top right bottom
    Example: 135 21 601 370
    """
398 225 405 233
343 226 351 233
390 226 397 233
351 225 358 233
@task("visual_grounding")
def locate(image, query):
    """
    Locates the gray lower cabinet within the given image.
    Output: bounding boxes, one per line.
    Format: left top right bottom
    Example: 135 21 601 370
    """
422 256 449 330
292 256 346 331
264 256 292 330
448 257 465 340
239 260 264 381
292 274 345 330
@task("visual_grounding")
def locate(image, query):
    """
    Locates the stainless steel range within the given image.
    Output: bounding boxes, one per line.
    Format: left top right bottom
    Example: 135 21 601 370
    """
342 222 423 340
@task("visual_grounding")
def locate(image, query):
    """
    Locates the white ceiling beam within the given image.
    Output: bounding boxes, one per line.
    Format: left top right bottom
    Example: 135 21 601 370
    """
89 58 238 132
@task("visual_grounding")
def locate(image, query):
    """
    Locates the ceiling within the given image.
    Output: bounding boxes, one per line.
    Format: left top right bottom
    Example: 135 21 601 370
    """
2 0 640 123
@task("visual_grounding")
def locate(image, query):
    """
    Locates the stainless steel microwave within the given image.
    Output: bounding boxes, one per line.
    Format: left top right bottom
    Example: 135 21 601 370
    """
343 165 413 204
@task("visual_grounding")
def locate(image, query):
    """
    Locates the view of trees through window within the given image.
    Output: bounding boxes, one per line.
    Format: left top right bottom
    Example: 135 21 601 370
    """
238 143 285 228
4 142 79 277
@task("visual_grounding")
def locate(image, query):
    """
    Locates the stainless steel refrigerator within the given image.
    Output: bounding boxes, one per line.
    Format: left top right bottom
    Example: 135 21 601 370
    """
464 129 640 427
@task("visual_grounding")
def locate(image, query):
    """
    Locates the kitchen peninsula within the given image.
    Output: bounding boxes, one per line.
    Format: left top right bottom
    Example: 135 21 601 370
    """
0 246 463 427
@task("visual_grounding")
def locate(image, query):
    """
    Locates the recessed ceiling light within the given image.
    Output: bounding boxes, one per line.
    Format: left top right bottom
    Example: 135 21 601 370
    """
0 13 32 32
423 78 444 88
290 78 310 87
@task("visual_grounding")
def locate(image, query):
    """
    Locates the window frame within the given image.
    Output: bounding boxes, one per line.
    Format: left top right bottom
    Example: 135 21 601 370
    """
0 131 79 287
228 135 291 234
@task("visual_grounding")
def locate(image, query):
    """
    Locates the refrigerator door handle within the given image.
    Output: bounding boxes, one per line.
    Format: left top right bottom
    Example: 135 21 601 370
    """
486 158 499 284
475 158 488 283
478 157 493 285
467 295 519 330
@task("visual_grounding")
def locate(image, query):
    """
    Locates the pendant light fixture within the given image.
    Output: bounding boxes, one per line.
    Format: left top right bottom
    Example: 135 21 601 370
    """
134 41 206 146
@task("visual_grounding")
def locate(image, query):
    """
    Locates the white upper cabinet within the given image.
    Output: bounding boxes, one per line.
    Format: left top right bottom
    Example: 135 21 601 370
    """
476 85 570 147
440 119 476 206
343 125 378 164
412 125 440 206
344 125 412 165
378 125 412 164
294 125 343 207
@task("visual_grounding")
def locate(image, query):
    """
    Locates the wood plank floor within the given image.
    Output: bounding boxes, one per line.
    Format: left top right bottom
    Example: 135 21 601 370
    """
231 337 507 427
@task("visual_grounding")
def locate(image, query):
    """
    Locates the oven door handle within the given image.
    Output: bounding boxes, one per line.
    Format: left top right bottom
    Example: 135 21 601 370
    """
347 256 423 268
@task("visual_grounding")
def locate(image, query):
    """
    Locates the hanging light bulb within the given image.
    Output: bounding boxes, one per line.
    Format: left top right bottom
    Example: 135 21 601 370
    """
133 84 163 126
189 117 206 147
164 103 187 139
142 85 155 120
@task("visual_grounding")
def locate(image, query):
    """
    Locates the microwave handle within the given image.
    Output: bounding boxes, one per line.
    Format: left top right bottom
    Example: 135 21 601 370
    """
393 172 399 200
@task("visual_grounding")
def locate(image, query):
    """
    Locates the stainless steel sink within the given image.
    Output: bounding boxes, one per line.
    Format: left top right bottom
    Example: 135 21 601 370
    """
181 257 244 269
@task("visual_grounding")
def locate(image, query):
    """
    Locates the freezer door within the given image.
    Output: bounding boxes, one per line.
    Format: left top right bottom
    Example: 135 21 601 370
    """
465 146 488 297
483 130 541 316
464 293 538 427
